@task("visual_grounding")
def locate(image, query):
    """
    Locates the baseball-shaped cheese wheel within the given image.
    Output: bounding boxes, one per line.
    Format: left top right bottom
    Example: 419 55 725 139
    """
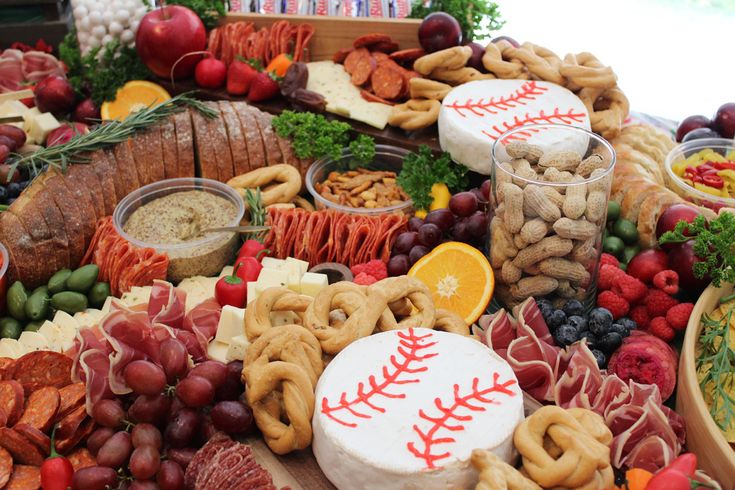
312 328 524 490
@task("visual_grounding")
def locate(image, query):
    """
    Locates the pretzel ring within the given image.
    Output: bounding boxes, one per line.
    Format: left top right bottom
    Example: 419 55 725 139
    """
413 46 472 75
560 52 617 91
388 99 441 131
244 287 314 341
409 78 453 101
472 449 542 490
429 67 496 86
482 40 530 80
507 42 564 85
434 309 470 336
243 325 323 454
227 163 302 206
578 87 629 140
368 276 436 330
291 195 315 211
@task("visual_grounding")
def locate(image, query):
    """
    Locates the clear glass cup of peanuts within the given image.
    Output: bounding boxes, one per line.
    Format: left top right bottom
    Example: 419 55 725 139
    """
488 123 616 310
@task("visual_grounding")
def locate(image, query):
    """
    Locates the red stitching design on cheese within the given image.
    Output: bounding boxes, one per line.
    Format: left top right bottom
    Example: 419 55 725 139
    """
406 373 518 469
445 81 548 118
480 108 587 142
321 329 438 428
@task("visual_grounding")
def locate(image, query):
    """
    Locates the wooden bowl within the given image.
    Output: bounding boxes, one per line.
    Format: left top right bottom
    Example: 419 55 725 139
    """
677 282 735 488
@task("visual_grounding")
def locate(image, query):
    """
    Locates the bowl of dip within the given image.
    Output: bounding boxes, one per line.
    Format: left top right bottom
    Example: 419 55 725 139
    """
113 178 245 283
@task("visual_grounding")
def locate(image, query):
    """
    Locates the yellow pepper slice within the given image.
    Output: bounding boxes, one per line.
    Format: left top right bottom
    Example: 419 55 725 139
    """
694 182 723 196
429 183 451 211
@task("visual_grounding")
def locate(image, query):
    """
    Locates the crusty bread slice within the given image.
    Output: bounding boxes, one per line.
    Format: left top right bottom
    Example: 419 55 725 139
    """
101 148 126 204
637 192 685 248
191 107 218 180
173 110 195 178
203 101 234 182
144 125 166 183
231 101 266 170
112 139 141 196
67 163 105 220
33 176 71 271
160 119 178 179
611 174 650 204
252 108 283 166
0 211 40 286
42 169 88 267
621 180 665 223
218 101 250 177
89 150 118 215
129 134 151 186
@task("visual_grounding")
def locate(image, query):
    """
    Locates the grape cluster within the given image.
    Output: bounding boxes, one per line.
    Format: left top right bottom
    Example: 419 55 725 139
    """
388 182 490 276
74 338 252 490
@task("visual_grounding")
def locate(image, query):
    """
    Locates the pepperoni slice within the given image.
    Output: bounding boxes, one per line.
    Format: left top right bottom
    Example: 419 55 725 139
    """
389 48 426 64
371 65 404 100
0 380 24 426
344 47 369 74
56 405 87 441
56 382 85 422
332 47 353 64
3 465 41 490
0 447 11 488
57 417 95 455
16 386 60 432
12 424 50 456
353 33 393 49
0 358 14 380
11 351 72 395
350 54 376 86
0 428 45 466
370 40 400 54
361 90 397 106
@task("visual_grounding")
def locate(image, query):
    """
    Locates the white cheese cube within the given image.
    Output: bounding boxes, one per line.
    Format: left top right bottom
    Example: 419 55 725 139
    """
53 311 79 351
255 268 289 292
1 338 26 358
286 269 301 293
0 100 28 117
285 257 309 276
38 321 63 352
100 296 114 315
225 335 249 362
260 257 285 270
246 282 257 304
28 112 60 145
207 341 229 363
214 305 245 344
300 272 329 297
0 89 33 103
22 107 41 137
120 286 152 307
74 309 105 328
18 331 48 352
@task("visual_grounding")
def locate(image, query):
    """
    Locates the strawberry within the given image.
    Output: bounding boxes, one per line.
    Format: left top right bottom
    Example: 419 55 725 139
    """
226 59 258 96
247 72 280 102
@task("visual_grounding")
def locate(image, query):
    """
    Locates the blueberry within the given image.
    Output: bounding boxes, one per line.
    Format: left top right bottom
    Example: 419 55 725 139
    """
617 317 637 331
579 331 598 348
0 186 7 204
568 315 588 332
589 307 613 336
6 197 15 205
610 323 630 337
597 332 623 354
18 180 29 191
546 310 567 329
6 182 20 198
537 299 554 319
553 324 579 347
562 299 584 317
591 349 607 369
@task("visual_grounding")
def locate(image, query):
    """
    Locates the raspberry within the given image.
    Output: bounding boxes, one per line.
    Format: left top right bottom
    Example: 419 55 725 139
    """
598 264 624 291
644 289 679 318
596 291 630 320
353 272 378 285
611 274 648 304
600 253 620 268
666 302 694 330
653 270 679 295
351 260 388 281
630 305 650 329
648 316 675 342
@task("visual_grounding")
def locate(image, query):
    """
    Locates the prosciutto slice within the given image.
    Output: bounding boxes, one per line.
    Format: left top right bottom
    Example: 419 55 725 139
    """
0 49 65 93
79 349 115 414
0 49 24 93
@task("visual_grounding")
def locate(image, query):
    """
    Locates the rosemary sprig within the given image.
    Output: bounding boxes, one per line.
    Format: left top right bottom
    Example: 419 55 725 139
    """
697 306 735 433
244 188 267 243
8 92 217 178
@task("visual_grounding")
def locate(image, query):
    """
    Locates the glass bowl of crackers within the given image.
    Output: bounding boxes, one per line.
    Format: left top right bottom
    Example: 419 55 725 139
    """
306 144 413 215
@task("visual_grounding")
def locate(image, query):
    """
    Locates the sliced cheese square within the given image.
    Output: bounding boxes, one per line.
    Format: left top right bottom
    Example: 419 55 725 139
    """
38 321 63 352
260 258 285 270
28 112 60 145
285 257 309 276
18 331 48 352
300 272 329 297
74 309 105 329
214 305 245 344
246 282 257 304
22 107 41 135
120 286 152 306
207 341 229 363
53 311 79 351
255 268 289 292
0 338 23 358
225 335 249 362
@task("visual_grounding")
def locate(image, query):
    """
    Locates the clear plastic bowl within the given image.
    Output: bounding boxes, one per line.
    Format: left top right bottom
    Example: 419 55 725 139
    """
305 144 413 216
0 243 8 315
664 138 735 211
113 178 245 283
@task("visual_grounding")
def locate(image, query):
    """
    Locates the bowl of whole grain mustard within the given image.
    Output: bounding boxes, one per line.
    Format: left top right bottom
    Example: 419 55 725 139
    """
113 178 244 283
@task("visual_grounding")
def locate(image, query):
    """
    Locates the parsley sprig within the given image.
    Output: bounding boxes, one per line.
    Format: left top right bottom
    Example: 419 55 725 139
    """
659 212 735 287
397 145 468 210
697 303 735 433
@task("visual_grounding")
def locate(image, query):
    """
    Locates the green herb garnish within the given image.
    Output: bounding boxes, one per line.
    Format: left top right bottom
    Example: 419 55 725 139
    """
408 0 504 41
697 306 735 433
244 188 267 243
167 0 229 30
659 212 735 287
397 145 468 210
348 134 376 167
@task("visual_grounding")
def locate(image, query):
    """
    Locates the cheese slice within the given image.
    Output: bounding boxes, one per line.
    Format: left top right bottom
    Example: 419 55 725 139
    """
28 112 60 145
74 309 105 329
285 257 309 276
260 257 285 270
22 107 41 136
300 272 328 297
214 305 245 344
53 311 79 351
207 341 229 363
255 268 289 292
0 89 33 103
246 282 257 304
225 334 249 362
120 286 152 307
18 331 48 352
0 338 24 358
38 321 63 352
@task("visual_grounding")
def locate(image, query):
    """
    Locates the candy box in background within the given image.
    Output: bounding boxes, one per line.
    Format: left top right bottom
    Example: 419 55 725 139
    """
232 0 412 17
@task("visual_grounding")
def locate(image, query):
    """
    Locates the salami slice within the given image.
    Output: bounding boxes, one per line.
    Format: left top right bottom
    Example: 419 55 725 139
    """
4 465 41 490
56 382 85 422
0 447 11 488
57 417 95 455
67 447 96 471
56 404 87 440
0 407 7 427
12 424 50 456
371 40 399 53
0 428 45 465
361 90 397 105
344 47 369 74
0 380 24 426
371 65 404 100
16 387 60 432
11 351 72 395
389 48 426 64
351 54 377 86
332 47 353 64
353 33 393 49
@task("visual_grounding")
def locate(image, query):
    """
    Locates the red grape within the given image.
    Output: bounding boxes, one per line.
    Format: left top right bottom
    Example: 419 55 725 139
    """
418 223 441 247
189 361 227 389
87 428 115 456
164 408 200 448
467 211 488 238
675 115 711 142
165 448 196 470
160 338 189 383
470 188 486 205
0 147 9 165
713 102 735 139
92 399 125 428
387 254 410 276
176 375 215 408
97 431 132 468
452 221 471 242
466 42 485 71
124 360 167 396
408 245 430 265
210 401 254 435
407 216 423 232
129 481 159 490
129 445 161 480
480 180 491 200
132 423 163 450
215 361 244 401
449 192 478 217
682 127 720 142
129 393 172 426
157 461 185 490
71 466 119 490
492 35 520 48
392 231 419 255
424 208 454 233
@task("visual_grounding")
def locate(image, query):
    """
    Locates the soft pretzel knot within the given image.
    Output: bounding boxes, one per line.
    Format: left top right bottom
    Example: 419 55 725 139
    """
409 78 453 100
578 87 630 140
560 52 617 91
513 406 614 490
472 449 542 490
368 276 436 330
413 45 472 75
388 99 441 131
304 281 389 355
227 163 302 206
429 67 496 86
243 324 323 454
482 40 530 80
434 308 470 336
507 42 564 85
244 287 314 341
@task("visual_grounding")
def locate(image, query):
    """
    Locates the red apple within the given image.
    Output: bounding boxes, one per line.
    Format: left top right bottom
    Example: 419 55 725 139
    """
73 98 101 124
655 204 703 251
136 5 206 79
418 12 462 53
668 240 710 295
465 42 485 72
46 122 89 147
492 35 520 48
713 102 735 139
675 115 711 142
34 75 76 115
626 249 669 284
194 58 227 89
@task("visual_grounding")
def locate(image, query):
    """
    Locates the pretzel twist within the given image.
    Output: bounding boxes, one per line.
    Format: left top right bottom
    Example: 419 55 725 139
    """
429 66 496 86
245 287 314 341
388 99 441 131
368 276 436 330
409 78 453 100
482 40 530 80
578 87 630 140
434 308 470 336
560 52 617 91
507 43 564 85
472 449 542 490
227 163 302 206
413 46 473 75
243 325 323 454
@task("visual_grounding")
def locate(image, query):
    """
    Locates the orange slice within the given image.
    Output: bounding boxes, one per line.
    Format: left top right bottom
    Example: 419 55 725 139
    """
100 81 171 121
408 241 494 324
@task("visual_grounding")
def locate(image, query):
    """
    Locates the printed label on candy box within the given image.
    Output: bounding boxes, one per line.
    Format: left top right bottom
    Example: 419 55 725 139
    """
312 329 524 490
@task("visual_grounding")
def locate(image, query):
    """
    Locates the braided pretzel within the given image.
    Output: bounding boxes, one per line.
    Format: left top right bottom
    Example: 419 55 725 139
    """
472 449 542 490
227 163 302 206
514 406 614 490
507 43 564 85
560 52 617 91
429 67 496 86
413 46 472 75
482 40 529 80
368 276 436 330
578 87 630 140
434 309 470 336
244 287 314 341
388 99 441 131
409 78 453 100
243 325 323 454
